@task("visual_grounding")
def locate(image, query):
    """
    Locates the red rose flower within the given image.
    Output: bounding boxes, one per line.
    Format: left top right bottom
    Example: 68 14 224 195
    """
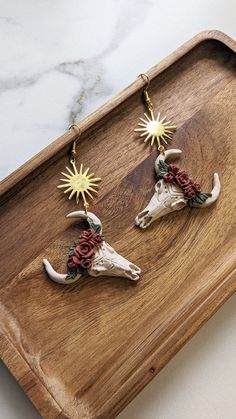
67 255 80 269
168 163 180 174
67 229 103 273
90 233 103 245
74 240 94 259
79 257 94 269
164 172 175 183
175 170 191 188
67 260 73 269
80 229 94 240
192 182 201 193
80 229 102 246
183 187 196 199
67 260 75 269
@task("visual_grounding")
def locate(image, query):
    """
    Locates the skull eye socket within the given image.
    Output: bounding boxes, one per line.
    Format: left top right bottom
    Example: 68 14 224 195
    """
155 180 162 192
100 259 114 270
171 199 186 210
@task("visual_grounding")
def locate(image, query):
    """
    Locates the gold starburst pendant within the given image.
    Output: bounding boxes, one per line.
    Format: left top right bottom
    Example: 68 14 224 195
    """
135 74 176 153
57 132 101 213
134 111 176 151
58 161 101 211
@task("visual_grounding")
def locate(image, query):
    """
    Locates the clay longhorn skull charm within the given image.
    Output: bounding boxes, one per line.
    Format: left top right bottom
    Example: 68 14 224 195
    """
43 211 141 284
135 149 221 229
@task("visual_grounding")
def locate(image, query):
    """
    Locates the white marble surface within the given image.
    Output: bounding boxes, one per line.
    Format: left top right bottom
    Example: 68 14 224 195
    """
0 0 235 418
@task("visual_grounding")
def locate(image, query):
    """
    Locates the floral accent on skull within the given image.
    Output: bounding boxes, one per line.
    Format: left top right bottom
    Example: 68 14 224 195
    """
66 218 103 280
158 160 210 207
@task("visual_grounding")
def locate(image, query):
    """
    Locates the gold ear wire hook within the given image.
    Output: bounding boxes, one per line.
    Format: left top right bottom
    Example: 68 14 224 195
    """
69 124 81 164
138 73 150 89
138 73 153 114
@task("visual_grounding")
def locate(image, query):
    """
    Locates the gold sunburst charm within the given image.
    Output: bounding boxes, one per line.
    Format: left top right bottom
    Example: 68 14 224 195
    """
57 162 101 210
135 111 176 151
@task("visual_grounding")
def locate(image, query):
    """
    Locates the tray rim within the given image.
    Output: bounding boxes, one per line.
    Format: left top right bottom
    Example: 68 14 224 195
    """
0 30 236 419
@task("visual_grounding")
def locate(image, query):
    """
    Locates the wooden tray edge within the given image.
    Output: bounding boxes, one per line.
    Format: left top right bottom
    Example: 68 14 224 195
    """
109 268 236 418
1 267 235 419
0 333 66 418
1 30 235 199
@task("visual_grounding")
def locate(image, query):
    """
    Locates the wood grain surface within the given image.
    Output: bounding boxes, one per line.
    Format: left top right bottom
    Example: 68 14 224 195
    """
0 31 236 419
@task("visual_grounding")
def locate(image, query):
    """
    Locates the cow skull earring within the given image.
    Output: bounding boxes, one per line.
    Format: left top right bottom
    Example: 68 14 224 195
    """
135 149 221 229
134 75 221 229
43 125 141 284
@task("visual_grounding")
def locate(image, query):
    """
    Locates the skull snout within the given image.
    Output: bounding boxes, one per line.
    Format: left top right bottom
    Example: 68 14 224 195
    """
92 242 141 281
126 263 141 281
135 202 174 229
135 210 153 229
115 253 141 281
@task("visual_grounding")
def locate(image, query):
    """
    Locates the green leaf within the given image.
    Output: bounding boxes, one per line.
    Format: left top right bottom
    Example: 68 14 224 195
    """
159 160 169 172
66 265 86 280
68 239 79 257
158 170 168 178
66 267 77 280
188 191 210 207
188 199 194 207
157 161 169 180
200 192 211 200
194 195 205 204
77 265 86 275
196 192 209 204
88 218 101 233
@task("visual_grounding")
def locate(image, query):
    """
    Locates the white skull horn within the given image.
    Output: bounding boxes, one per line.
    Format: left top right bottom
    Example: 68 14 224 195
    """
192 173 221 208
43 211 102 284
43 258 79 284
155 148 182 175
66 211 103 234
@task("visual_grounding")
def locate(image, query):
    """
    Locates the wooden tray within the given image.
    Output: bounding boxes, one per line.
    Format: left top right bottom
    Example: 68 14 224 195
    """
0 30 236 419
